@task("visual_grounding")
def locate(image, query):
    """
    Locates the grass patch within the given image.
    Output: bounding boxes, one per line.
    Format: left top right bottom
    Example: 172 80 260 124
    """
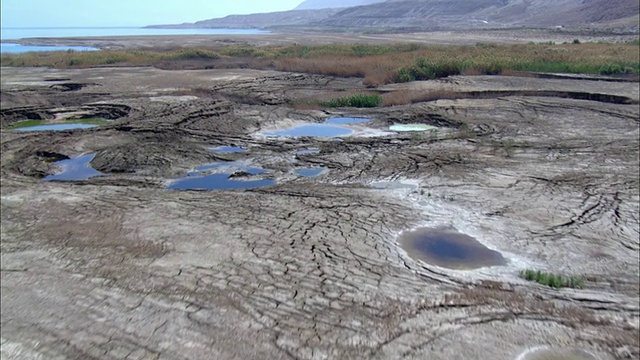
520 269 585 289
319 94 382 108
9 119 46 129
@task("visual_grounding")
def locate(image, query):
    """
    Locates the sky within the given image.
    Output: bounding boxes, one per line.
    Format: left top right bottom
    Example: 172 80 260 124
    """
1 0 304 28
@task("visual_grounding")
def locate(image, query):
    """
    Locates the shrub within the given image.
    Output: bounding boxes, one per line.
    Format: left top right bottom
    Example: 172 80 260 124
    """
170 49 219 60
320 94 382 108
520 269 585 289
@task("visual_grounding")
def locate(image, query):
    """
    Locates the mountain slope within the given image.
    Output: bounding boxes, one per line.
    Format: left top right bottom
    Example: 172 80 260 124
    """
317 0 640 29
149 0 639 31
295 0 386 10
147 9 341 29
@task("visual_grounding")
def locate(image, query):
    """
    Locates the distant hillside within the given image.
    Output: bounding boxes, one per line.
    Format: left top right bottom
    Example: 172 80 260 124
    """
149 0 639 32
316 0 640 30
147 9 340 29
295 0 386 10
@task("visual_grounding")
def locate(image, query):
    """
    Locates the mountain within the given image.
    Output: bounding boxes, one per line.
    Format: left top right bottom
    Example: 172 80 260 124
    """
147 9 341 29
294 0 386 10
315 0 639 30
148 0 639 32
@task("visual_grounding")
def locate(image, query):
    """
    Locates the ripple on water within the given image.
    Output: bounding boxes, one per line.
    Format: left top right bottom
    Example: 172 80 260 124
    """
399 226 507 270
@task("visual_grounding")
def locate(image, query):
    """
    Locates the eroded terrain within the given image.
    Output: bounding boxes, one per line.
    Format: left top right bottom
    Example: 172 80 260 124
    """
1 64 639 360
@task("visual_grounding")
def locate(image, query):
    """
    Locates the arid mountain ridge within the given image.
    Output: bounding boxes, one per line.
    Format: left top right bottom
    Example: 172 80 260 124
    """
148 0 639 32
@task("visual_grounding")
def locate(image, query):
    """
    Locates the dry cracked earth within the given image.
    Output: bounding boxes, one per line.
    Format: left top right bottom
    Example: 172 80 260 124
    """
1 65 639 360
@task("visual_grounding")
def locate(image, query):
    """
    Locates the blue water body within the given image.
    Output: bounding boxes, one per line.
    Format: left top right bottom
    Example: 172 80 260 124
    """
399 227 507 269
324 117 371 125
263 124 353 138
210 146 246 153
1 27 270 40
172 161 275 190
169 173 275 190
295 167 327 177
1 27 270 53
187 162 266 176
1 43 98 53
14 123 98 132
44 154 104 181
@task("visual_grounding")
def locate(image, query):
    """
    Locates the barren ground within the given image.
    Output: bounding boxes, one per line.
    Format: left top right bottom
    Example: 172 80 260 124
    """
1 33 639 360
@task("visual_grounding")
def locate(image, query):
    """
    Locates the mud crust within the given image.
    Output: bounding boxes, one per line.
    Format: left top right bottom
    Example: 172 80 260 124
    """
1 65 638 360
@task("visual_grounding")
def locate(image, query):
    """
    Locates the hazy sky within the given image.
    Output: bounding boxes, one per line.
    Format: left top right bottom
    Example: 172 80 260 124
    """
1 0 304 28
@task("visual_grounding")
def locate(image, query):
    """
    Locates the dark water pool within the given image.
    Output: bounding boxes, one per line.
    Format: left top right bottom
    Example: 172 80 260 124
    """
399 227 506 269
44 154 103 181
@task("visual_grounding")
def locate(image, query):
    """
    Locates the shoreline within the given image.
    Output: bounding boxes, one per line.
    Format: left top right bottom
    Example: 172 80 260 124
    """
1 29 638 51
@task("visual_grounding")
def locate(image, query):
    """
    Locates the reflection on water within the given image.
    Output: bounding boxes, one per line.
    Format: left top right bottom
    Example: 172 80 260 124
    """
169 161 275 191
44 154 104 181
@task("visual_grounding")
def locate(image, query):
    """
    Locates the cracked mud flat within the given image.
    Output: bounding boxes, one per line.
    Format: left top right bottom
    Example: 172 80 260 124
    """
1 65 639 360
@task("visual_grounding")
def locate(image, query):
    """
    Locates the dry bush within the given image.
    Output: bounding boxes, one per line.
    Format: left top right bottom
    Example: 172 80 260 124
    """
2 43 638 82
291 101 322 110
382 89 464 106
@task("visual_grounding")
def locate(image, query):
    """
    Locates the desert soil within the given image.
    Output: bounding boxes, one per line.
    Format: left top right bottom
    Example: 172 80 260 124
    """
1 34 639 360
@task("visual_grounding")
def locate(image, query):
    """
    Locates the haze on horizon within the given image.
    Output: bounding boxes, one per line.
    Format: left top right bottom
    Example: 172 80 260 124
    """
1 0 304 28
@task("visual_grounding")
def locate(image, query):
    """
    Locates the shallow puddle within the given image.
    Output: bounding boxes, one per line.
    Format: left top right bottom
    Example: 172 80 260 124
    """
389 124 438 132
324 117 371 125
518 348 597 360
295 167 328 177
14 123 98 132
210 146 246 153
263 124 353 138
44 154 104 181
170 161 275 190
295 148 320 155
168 174 275 190
399 227 506 269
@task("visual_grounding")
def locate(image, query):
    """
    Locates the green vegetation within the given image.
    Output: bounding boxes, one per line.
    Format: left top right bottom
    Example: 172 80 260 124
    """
1 42 638 84
520 269 585 289
319 94 382 108
9 118 109 129
9 119 46 129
